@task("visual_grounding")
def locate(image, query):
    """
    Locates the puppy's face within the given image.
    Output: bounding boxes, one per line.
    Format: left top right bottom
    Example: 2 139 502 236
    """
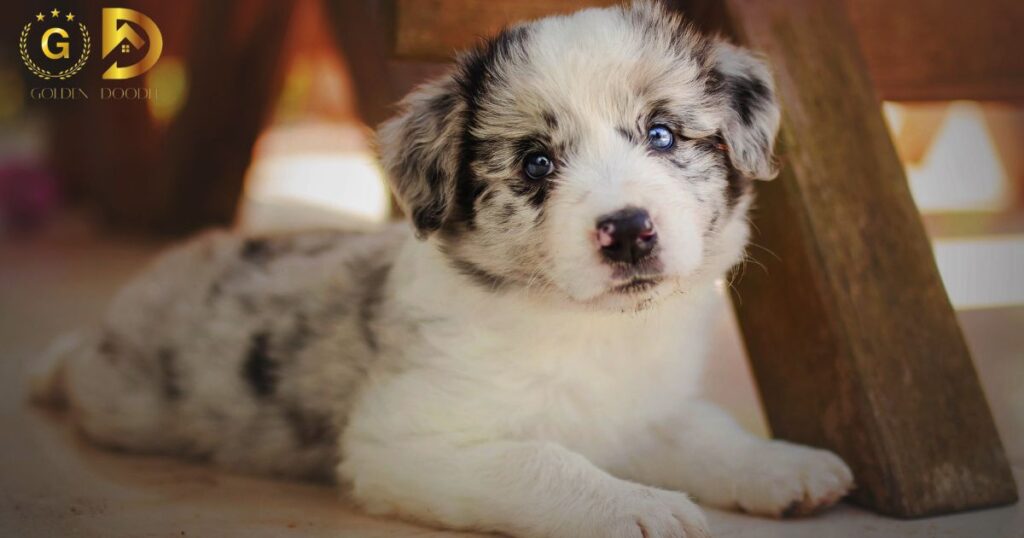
380 2 780 311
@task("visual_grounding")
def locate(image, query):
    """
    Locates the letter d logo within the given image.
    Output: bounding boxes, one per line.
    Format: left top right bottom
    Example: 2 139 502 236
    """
102 8 162 80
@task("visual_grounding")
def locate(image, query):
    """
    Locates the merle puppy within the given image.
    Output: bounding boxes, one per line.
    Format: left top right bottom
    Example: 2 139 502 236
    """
32 3 853 537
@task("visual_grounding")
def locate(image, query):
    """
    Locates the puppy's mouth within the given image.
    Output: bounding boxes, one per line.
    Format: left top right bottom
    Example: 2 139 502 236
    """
611 276 663 295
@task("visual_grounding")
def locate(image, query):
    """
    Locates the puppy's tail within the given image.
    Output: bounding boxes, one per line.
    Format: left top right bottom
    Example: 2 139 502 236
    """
27 330 87 409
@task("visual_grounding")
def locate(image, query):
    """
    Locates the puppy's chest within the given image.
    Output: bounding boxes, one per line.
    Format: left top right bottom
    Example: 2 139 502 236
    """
461 316 704 444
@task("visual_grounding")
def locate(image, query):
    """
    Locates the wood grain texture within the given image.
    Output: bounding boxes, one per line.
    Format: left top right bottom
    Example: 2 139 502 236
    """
391 0 1024 99
684 0 1018 518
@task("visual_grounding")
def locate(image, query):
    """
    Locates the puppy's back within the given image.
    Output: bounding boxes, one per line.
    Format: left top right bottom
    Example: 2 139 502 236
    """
34 224 407 480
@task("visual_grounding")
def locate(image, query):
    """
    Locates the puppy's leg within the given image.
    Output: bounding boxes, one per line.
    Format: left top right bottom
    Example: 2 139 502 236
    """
342 439 710 538
617 401 853 517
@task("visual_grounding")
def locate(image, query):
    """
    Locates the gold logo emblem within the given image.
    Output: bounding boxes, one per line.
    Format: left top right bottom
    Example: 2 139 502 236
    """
101 8 163 80
19 8 91 80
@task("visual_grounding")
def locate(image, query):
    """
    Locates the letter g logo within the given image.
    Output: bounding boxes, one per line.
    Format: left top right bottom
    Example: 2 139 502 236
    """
41 27 69 59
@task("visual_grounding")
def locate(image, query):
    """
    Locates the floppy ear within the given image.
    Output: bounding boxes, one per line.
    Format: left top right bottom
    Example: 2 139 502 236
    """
377 75 465 237
712 41 781 180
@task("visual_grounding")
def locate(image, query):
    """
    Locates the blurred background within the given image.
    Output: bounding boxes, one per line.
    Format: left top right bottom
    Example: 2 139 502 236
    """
0 1 1022 536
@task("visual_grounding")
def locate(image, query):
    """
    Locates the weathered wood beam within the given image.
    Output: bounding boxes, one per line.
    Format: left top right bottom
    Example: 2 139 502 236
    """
845 0 1024 101
684 0 1018 518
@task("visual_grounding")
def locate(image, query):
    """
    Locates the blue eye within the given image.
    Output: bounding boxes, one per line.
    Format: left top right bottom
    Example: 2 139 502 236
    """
524 153 554 179
647 125 675 151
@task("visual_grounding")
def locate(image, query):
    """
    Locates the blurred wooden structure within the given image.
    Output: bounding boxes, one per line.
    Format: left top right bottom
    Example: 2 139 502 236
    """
393 0 1024 101
39 0 294 233
387 0 1019 519
36 0 1020 517
45 0 1023 230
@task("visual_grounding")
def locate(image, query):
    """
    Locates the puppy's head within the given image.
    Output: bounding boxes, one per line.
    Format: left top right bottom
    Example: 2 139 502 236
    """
379 2 780 311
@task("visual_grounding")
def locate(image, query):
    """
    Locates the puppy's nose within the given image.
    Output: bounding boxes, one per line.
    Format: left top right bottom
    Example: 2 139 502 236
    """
596 207 657 264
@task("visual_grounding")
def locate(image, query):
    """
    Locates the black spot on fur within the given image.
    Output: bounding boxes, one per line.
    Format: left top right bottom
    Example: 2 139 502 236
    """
449 257 509 291
508 179 549 209
452 25 530 231
243 332 277 398
705 67 726 96
542 110 558 129
206 281 222 304
689 37 714 70
499 202 517 225
410 162 450 233
358 264 391 353
157 347 182 400
669 157 692 172
533 205 547 225
646 99 672 122
241 238 271 262
725 166 751 209
480 189 496 205
427 91 457 119
511 136 552 161
724 74 770 127
616 126 638 143
283 313 312 355
98 333 118 360
452 175 487 230
527 185 549 208
299 235 340 257
284 406 336 448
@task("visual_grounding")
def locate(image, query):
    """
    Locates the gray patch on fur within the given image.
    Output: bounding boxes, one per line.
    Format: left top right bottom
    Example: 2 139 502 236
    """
157 347 182 401
243 332 277 398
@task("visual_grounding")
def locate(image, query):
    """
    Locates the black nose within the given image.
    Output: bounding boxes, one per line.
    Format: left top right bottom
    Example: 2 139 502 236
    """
596 207 657 264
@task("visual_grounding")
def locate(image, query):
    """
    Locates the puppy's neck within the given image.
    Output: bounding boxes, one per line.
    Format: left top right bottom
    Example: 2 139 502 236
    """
391 233 711 328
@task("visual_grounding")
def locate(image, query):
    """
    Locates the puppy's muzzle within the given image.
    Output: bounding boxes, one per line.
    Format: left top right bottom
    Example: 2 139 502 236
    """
596 207 657 265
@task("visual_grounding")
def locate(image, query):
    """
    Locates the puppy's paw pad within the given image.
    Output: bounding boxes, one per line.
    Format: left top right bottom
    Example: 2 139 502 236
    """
735 441 853 518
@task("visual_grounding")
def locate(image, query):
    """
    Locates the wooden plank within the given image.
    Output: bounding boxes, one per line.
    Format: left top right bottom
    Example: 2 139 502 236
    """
156 0 296 234
322 0 400 128
679 0 1018 518
391 0 1024 99
845 0 1024 101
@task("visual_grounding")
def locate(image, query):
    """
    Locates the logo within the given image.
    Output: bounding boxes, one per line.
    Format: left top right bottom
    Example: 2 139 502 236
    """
101 8 163 80
19 8 91 80
19 7 163 82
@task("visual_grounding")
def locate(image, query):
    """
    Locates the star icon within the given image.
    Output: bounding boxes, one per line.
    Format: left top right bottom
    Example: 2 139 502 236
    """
66 12 75 21
35 12 45 21
50 8 60 18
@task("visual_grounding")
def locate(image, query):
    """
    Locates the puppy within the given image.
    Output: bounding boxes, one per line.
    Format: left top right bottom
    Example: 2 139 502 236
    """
31 3 853 537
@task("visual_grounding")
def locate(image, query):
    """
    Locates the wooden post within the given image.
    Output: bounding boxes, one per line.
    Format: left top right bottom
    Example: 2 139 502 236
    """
681 0 1019 518
157 0 296 234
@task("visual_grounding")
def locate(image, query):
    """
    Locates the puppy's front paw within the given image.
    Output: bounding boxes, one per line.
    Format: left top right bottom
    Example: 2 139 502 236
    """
582 484 710 538
734 441 853 517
